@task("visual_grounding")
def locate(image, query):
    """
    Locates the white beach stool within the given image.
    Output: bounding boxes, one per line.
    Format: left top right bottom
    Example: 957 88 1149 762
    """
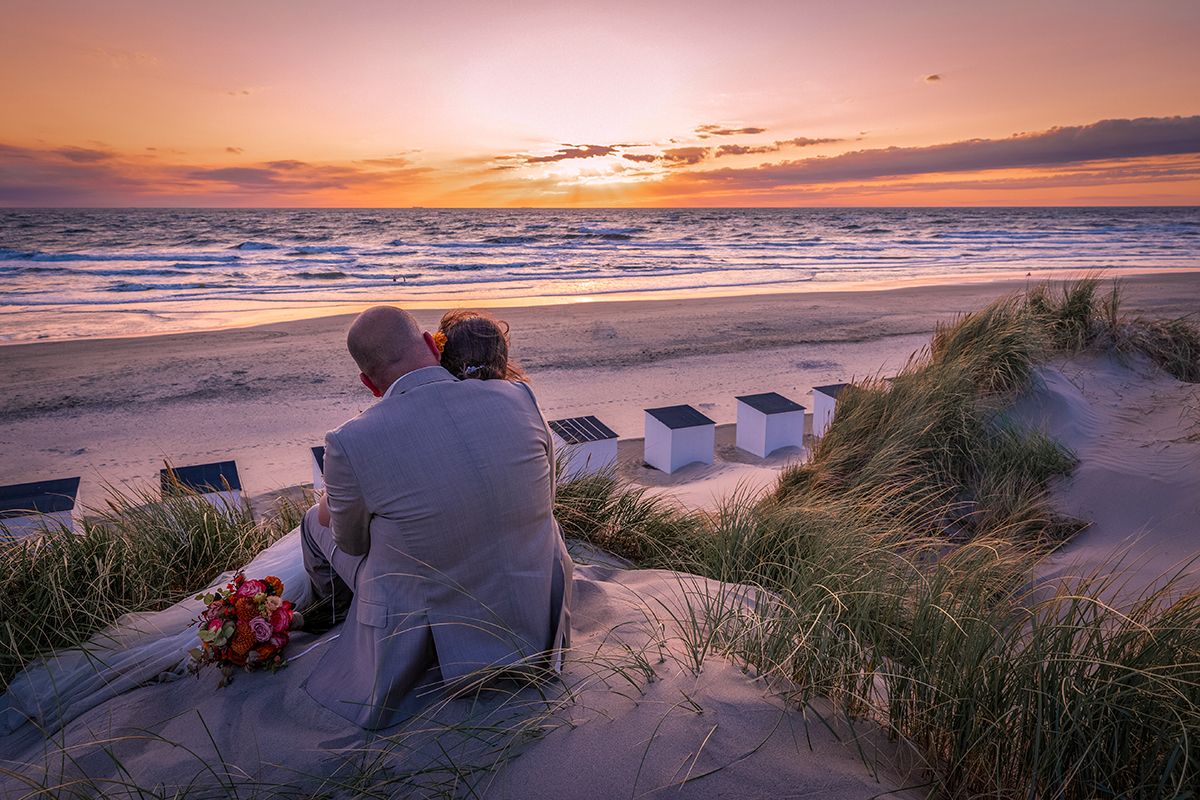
0 477 81 538
161 461 245 514
644 405 716 475
812 383 849 439
311 446 326 492
735 392 806 458
549 415 619 481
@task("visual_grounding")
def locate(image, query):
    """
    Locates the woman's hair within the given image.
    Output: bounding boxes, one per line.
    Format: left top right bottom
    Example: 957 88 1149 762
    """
437 309 527 382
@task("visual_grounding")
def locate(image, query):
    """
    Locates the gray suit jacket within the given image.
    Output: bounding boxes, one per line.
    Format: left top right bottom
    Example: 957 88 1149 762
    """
302 366 573 729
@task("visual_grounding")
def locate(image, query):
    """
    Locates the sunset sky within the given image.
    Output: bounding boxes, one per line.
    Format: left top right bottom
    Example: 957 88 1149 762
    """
1 0 1198 207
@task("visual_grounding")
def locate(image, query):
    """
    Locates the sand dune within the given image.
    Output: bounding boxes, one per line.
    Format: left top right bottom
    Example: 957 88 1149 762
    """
1012 353 1200 601
0 559 923 798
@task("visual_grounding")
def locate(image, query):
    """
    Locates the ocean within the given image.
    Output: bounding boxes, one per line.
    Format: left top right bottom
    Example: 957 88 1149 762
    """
1 207 1197 342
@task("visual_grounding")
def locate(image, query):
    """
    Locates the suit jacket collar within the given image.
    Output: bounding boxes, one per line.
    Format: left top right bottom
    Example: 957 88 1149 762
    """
383 365 457 398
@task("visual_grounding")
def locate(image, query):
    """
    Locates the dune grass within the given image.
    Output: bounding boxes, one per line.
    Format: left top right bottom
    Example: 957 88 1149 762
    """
0 482 303 689
559 279 1200 797
3 279 1200 798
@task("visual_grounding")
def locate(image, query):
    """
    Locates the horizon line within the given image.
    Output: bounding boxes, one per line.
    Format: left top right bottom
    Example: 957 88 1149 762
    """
3 204 1198 211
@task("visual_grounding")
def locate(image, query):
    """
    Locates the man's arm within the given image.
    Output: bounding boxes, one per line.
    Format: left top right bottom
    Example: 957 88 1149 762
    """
515 381 557 501
323 430 371 556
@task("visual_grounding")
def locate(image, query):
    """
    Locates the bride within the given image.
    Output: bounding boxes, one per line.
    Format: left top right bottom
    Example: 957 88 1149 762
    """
0 310 531 738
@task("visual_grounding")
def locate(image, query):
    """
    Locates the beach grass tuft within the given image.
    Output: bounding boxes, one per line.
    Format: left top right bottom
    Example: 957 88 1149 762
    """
559 279 1200 797
0 483 301 689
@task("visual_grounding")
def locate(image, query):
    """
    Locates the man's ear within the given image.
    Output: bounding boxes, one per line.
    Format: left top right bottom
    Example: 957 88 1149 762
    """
360 372 383 397
423 331 441 360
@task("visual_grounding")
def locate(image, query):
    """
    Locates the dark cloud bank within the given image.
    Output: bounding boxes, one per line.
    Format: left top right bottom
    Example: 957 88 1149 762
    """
690 116 1200 187
0 144 430 203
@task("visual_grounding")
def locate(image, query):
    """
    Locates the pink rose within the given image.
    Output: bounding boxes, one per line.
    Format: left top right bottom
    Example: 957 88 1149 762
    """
236 580 266 598
206 617 224 633
270 631 289 650
249 616 273 643
270 607 292 633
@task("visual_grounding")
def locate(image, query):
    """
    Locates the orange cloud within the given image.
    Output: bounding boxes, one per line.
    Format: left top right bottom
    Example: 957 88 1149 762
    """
661 147 710 165
695 124 767 138
524 144 619 164
714 137 843 157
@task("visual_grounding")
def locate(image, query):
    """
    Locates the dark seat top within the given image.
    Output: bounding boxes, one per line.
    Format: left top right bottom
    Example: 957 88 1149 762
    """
813 383 849 399
161 461 242 494
0 477 81 518
645 404 715 430
549 415 618 444
735 392 805 415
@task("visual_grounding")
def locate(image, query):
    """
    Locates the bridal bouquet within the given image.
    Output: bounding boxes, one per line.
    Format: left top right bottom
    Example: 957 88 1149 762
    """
190 573 299 686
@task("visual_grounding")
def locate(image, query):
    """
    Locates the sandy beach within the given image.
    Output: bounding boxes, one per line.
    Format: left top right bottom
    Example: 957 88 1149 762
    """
4 271 1200 512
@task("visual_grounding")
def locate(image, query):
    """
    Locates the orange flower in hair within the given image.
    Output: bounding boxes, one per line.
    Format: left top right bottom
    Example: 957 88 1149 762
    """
431 330 447 353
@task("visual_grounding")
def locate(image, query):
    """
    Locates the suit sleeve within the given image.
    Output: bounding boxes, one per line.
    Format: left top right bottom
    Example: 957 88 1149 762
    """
324 429 371 556
515 380 557 498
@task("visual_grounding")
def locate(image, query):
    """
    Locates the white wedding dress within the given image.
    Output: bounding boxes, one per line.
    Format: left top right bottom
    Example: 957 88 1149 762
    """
0 527 315 737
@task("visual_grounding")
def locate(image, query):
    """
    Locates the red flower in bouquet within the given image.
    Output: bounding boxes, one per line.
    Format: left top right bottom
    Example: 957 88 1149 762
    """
269 606 292 632
189 572 301 687
236 579 267 598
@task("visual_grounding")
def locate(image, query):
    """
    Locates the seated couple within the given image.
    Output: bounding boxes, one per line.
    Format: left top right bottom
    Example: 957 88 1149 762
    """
300 306 573 730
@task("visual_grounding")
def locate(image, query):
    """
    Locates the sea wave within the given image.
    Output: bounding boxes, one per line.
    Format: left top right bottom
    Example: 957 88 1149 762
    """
294 270 348 280
288 245 353 255
484 235 540 245
1 249 242 264
109 280 236 292
577 226 646 236
2 207 1198 341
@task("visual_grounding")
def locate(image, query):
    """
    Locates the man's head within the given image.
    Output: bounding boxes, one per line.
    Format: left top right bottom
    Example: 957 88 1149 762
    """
346 306 441 397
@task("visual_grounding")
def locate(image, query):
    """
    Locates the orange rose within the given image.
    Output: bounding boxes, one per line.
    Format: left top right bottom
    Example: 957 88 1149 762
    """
265 576 284 595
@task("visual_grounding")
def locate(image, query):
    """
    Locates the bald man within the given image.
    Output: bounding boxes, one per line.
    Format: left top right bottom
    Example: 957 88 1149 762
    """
299 306 573 729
